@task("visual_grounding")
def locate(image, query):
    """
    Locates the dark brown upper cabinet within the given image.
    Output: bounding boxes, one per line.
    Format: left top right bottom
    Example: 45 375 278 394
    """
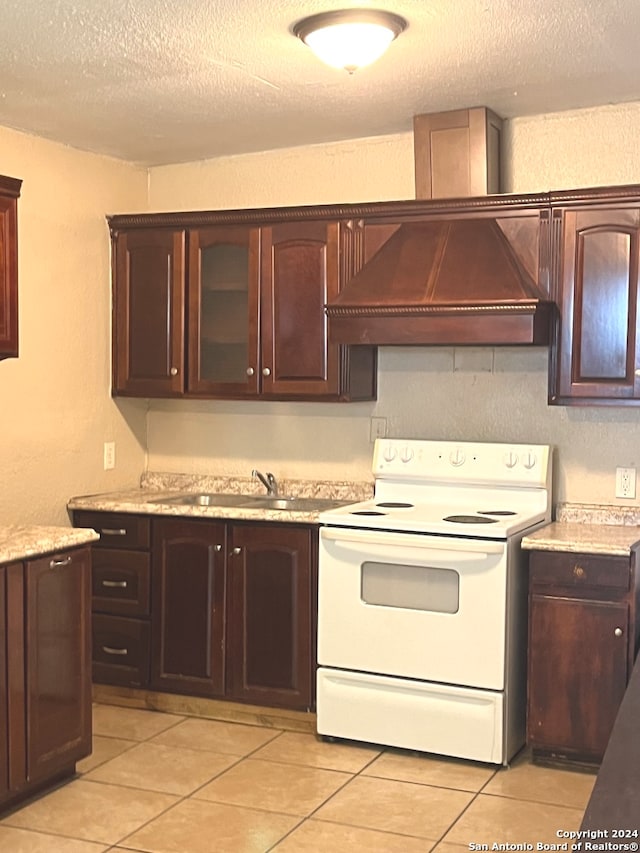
0 175 22 360
112 228 186 396
549 187 640 405
109 210 376 401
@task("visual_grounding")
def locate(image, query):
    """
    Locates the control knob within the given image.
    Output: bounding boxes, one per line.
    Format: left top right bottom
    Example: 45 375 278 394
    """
449 448 465 467
382 444 397 462
522 451 537 470
504 451 519 469
400 446 414 463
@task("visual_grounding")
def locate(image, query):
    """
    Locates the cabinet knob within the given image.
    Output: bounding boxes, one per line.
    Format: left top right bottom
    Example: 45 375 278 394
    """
614 627 623 637
635 369 640 377
262 367 271 377
170 367 178 376
232 547 242 555
573 565 585 579
214 544 222 552
246 367 255 376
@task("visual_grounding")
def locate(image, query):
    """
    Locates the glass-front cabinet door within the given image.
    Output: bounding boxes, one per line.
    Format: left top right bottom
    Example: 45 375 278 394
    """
187 226 260 396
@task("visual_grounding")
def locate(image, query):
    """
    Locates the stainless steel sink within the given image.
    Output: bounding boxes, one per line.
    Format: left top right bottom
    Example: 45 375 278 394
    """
242 496 348 512
149 493 255 507
149 493 348 512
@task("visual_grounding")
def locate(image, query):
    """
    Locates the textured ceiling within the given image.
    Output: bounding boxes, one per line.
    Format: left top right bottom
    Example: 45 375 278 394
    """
1 0 639 166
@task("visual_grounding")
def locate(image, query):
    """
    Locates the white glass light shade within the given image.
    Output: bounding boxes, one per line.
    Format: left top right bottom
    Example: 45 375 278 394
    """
293 10 407 73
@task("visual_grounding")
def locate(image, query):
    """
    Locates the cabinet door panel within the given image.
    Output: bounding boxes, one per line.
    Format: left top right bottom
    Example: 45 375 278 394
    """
25 549 92 783
188 227 260 397
151 519 227 696
554 207 640 402
528 595 628 761
113 229 185 396
0 180 20 360
261 222 340 398
229 524 314 709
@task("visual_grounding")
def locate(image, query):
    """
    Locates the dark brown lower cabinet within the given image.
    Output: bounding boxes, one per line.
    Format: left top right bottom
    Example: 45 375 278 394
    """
74 511 319 712
228 524 315 710
527 549 639 768
150 518 227 697
73 511 152 688
0 547 92 811
0 563 8 799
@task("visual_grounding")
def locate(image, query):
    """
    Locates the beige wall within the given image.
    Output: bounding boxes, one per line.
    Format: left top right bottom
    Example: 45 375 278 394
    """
145 104 640 508
5 102 640 525
0 126 148 525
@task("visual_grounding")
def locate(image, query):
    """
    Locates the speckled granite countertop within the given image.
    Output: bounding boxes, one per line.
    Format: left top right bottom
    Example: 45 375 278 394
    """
68 472 373 525
522 503 640 556
0 526 100 565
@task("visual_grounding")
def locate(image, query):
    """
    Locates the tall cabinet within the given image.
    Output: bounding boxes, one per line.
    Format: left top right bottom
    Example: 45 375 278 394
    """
0 174 22 360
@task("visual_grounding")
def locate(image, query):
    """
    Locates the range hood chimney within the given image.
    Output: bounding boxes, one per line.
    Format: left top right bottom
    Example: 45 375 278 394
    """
326 108 555 347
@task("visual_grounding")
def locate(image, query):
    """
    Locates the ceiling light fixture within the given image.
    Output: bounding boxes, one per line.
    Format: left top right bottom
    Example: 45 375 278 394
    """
292 9 407 74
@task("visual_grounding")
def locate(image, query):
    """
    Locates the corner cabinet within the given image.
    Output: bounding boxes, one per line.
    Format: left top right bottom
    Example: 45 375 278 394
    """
0 174 22 360
549 188 640 405
1 547 92 811
527 548 640 768
110 211 376 401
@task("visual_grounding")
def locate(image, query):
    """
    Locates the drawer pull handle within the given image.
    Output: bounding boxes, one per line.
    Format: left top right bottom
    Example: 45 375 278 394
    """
102 579 128 589
614 627 623 637
102 646 128 656
573 565 585 579
100 528 127 537
49 556 72 569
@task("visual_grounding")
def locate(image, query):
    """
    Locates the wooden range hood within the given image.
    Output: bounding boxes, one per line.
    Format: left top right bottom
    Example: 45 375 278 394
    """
326 216 555 347
326 107 556 347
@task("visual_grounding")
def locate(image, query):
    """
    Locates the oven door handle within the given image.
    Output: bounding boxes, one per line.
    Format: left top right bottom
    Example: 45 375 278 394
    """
320 527 505 556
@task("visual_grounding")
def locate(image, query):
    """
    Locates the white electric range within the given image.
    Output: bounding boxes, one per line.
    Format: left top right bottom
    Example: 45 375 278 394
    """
316 438 552 765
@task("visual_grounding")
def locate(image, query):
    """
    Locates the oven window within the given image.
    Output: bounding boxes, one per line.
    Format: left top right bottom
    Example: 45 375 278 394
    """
361 561 459 613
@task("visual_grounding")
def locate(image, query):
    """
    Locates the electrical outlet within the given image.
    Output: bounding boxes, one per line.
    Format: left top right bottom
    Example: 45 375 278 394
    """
615 466 636 499
369 417 387 442
103 441 116 471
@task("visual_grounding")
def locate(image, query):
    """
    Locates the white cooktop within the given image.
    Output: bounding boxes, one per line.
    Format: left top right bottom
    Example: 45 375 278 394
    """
320 439 552 539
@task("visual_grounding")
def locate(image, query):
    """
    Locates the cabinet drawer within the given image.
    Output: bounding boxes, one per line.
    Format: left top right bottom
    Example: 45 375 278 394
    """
92 614 150 688
529 551 630 592
74 511 150 550
92 550 150 616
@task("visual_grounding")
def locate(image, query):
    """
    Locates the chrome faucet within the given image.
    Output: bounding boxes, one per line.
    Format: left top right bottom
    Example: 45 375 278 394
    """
252 469 278 496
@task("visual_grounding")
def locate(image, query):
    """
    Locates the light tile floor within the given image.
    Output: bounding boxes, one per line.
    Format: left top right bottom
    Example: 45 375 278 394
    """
0 703 596 852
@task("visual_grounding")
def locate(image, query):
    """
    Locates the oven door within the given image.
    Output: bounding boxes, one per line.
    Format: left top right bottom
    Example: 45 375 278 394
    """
318 525 508 690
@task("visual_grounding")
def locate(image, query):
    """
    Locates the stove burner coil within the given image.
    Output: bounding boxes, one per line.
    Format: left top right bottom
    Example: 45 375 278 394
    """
443 514 498 524
375 502 414 508
479 510 517 516
351 510 387 516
